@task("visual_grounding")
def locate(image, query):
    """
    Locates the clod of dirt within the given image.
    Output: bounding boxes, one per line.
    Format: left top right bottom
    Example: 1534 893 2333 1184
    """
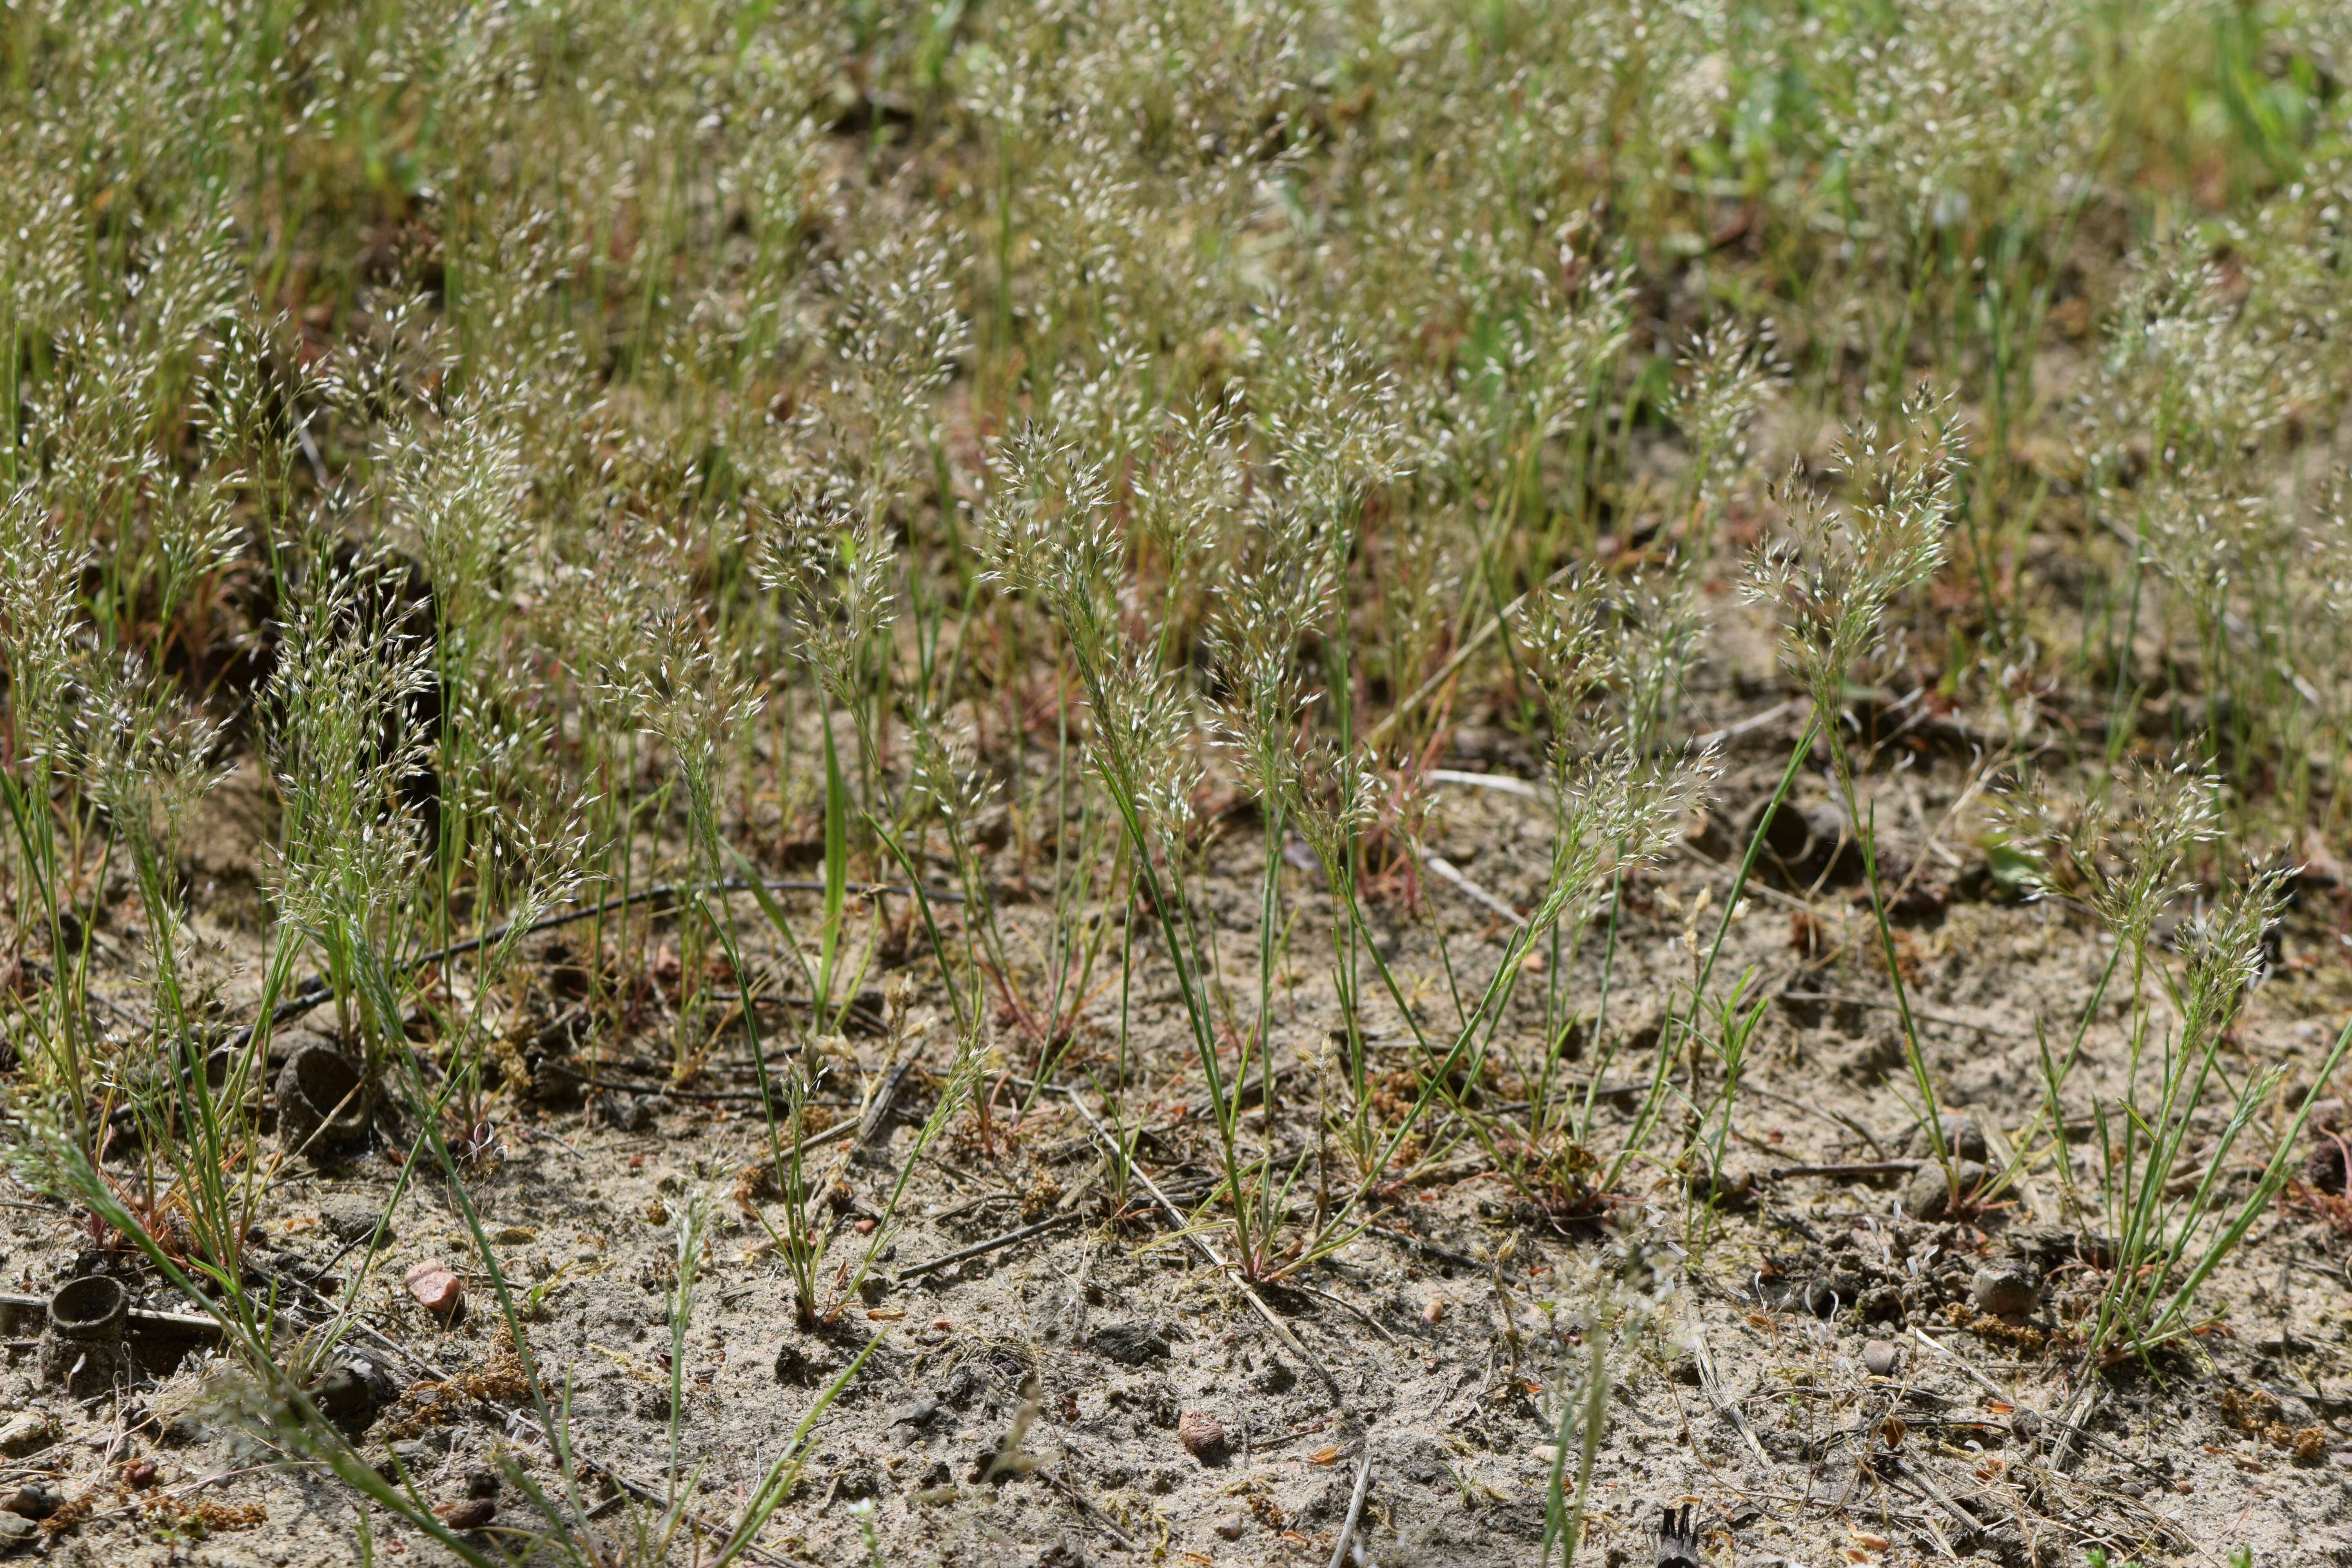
1745 796 1858 886
888 1397 940 1429
1688 1167 1758 1211
1091 1322 1171 1365
773 1342 837 1387
2304 1138 2348 1196
436 1498 495 1530
404 1259 463 1315
0 1413 51 1458
1251 1356 1295 1394
1862 1340 1899 1377
597 1092 655 1133
2 1483 60 1520
1906 1112 1990 1163
313 1357 400 1423
322 1197 393 1244
1178 1410 1227 1463
122 1459 158 1489
1971 1264 2039 1318
829 1457 881 1498
381 1433 460 1477
464 1467 499 1500
275 1045 375 1160
1901 1159 1987 1220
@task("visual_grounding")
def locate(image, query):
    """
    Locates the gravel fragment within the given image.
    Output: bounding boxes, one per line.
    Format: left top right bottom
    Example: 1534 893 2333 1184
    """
1178 1410 1227 1463
1971 1263 2039 1318
404 1259 463 1314
1901 1159 1987 1220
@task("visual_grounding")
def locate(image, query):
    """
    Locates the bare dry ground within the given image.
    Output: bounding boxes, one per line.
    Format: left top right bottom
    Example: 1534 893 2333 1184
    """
4 668 2346 1568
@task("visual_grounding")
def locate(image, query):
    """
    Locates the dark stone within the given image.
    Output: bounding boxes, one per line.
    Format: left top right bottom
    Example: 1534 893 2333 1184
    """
1 1483 60 1521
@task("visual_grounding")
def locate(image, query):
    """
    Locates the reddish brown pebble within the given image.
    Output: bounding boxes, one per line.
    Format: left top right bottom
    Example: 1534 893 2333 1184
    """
122 1459 158 1489
437 1497 496 1530
932 1319 953 1330
1423 1294 1446 1327
404 1259 463 1314
854 1217 877 1234
1178 1410 1227 1461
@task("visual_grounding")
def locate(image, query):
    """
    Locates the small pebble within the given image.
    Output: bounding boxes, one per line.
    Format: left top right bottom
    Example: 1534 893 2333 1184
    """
1862 1340 1899 1377
1971 1264 2039 1318
437 1498 496 1530
2 1483 60 1520
1178 1410 1227 1462
2330 1451 2352 1471
1901 1159 1987 1220
0 1413 51 1458
1212 1512 1247 1541
404 1259 463 1315
322 1197 393 1244
888 1398 939 1429
1422 1294 1446 1327
122 1459 158 1489
0 1515 33 1544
